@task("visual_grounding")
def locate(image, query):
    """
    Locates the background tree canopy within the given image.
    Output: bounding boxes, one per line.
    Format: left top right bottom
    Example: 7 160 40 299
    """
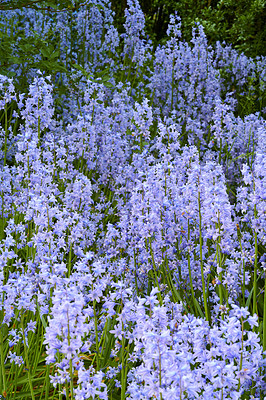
111 0 266 57
1 0 266 56
0 0 73 10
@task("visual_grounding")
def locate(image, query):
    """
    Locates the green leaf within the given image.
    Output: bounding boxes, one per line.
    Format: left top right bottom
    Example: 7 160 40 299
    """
21 44 33 53
40 46 51 58
40 45 60 61
101 74 111 82
53 63 68 73
72 63 92 79
50 49 60 60
102 81 114 88
245 287 254 309
7 56 22 64
32 60 68 73
0 68 15 78
96 68 110 77
36 304 47 329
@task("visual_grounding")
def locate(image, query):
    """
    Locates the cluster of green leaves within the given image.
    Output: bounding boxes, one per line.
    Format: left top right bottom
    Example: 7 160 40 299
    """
0 0 114 101
195 0 266 57
0 4 67 91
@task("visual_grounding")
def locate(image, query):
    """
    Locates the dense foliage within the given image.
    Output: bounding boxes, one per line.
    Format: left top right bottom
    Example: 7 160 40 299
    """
0 0 266 399
111 0 266 57
2 0 266 57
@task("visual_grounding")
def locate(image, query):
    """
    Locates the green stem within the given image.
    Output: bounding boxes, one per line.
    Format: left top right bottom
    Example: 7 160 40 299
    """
67 243 72 278
65 381 70 399
45 364 50 400
58 383 63 400
0 188 4 242
93 299 99 370
162 258 188 311
215 213 224 307
69 359 74 399
0 326 7 394
140 133 143 152
198 188 209 323
134 250 139 296
237 317 244 391
120 53 129 84
187 220 198 316
263 272 266 352
158 343 163 400
38 98 41 148
21 314 35 400
253 205 258 316
67 315 74 400
148 237 162 305
171 56 175 111
121 321 127 400
216 241 223 306
13 361 19 399
218 137 222 165
3 102 8 166
237 224 246 305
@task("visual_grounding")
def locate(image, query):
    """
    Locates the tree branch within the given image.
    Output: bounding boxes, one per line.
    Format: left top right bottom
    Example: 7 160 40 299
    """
0 0 43 10
0 0 89 11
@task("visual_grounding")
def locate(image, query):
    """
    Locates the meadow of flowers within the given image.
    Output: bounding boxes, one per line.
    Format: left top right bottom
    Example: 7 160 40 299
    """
0 0 266 399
